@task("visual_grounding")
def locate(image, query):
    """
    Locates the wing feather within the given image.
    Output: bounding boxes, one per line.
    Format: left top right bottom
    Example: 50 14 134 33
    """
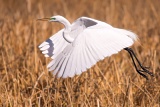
40 45 50 51
78 41 87 72
68 46 78 77
39 29 69 58
62 47 75 78
48 53 63 71
74 42 82 75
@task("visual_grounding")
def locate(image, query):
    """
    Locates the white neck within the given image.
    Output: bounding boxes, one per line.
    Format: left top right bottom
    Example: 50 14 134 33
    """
59 17 74 43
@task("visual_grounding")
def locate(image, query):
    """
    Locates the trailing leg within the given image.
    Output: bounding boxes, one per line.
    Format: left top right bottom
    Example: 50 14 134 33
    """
124 47 154 80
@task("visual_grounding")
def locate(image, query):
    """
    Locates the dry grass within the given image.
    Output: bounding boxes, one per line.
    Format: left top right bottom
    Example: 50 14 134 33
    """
0 0 160 106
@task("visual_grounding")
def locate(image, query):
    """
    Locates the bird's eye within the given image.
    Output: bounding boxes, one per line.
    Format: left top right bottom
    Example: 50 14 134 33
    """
51 17 56 20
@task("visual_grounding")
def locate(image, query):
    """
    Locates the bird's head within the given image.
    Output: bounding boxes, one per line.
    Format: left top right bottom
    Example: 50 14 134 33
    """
37 15 66 23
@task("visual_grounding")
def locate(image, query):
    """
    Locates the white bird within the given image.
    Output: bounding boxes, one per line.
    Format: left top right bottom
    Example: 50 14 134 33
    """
38 15 153 79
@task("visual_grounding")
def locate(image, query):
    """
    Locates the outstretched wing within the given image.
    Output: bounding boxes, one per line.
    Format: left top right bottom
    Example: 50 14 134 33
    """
38 17 97 59
39 29 69 59
47 17 137 78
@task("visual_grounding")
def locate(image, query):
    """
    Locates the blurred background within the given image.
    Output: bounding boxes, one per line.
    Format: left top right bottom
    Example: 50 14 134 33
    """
0 0 160 106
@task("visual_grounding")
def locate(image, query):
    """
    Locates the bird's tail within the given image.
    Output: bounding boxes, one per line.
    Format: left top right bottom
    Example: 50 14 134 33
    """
114 28 138 42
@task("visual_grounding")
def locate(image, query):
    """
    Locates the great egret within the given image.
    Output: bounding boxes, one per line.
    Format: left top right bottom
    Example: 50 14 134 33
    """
38 15 153 79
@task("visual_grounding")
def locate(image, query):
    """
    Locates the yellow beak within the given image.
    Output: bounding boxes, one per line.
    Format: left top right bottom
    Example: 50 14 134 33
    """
37 18 50 21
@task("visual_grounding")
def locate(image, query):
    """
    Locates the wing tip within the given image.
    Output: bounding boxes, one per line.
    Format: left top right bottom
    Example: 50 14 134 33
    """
38 42 49 48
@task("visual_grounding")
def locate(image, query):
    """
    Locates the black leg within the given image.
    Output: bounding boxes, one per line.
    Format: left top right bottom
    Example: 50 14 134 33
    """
124 47 154 80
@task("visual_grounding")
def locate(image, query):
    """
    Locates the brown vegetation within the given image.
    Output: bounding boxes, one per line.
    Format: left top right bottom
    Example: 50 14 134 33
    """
0 0 160 106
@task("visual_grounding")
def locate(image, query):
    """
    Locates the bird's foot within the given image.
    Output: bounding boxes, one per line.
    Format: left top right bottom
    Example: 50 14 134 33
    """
141 66 154 77
136 69 149 80
136 66 154 80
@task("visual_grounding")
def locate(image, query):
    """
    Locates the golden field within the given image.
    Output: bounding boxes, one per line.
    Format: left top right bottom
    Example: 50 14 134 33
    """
0 0 160 106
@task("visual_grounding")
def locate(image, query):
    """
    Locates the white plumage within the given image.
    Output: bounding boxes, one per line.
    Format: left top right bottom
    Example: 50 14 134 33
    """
38 15 137 78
